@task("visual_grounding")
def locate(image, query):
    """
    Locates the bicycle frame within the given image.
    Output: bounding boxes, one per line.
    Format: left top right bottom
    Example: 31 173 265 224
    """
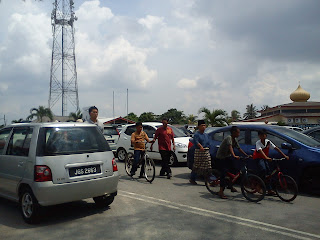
265 159 288 189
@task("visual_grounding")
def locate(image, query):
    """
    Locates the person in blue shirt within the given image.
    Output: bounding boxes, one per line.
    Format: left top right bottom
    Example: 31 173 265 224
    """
189 120 211 185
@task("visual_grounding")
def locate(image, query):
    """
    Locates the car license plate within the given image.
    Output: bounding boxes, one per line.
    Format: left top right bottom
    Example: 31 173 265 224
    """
69 165 101 177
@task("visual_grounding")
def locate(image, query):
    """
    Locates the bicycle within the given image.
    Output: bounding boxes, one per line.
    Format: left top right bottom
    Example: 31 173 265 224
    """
205 157 266 202
125 143 156 183
262 158 298 202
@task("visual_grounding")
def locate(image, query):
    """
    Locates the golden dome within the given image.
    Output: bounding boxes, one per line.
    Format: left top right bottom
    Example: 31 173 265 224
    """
290 84 310 102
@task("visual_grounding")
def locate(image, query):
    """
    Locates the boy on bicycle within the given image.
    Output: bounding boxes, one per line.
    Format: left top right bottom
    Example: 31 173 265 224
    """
253 129 289 195
216 126 250 199
130 122 153 177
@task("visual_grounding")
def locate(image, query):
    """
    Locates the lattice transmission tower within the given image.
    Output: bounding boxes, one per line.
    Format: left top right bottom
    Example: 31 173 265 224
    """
49 0 79 116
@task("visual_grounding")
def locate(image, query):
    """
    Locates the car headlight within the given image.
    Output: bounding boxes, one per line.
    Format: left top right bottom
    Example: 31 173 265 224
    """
175 143 187 148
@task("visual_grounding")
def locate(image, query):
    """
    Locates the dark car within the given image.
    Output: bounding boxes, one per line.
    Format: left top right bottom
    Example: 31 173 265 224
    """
303 126 320 142
187 125 320 193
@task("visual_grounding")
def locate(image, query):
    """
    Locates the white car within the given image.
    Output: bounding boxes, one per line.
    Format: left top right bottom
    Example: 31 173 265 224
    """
116 122 190 166
0 122 119 223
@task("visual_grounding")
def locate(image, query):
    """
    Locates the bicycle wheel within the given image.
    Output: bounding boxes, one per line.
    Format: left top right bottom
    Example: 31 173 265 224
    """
275 175 298 202
125 152 134 176
205 175 221 195
144 156 155 183
241 174 266 202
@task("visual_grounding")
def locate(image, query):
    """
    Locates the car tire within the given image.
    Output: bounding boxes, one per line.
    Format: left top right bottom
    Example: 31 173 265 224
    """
93 195 115 208
168 152 178 166
117 148 127 162
20 187 42 224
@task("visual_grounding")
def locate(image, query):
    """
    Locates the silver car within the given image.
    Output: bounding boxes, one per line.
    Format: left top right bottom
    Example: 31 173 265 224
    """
0 122 119 223
103 125 120 153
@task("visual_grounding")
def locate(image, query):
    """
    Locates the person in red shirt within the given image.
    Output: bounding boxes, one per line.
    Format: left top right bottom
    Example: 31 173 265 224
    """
151 118 175 179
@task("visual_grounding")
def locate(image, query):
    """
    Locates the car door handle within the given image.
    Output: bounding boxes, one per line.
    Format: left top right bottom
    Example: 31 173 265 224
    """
18 161 24 167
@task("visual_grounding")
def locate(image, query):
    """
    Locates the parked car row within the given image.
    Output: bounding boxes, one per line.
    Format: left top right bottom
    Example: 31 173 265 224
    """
116 122 189 166
0 122 119 223
187 125 320 193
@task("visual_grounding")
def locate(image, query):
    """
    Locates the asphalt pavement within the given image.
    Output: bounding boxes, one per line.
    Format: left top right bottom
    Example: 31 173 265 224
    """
0 159 319 240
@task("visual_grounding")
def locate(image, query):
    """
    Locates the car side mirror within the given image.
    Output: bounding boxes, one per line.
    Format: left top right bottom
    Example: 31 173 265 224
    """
281 142 293 150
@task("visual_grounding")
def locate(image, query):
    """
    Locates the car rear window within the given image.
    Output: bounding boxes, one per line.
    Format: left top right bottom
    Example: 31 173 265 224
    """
37 126 110 156
103 127 118 136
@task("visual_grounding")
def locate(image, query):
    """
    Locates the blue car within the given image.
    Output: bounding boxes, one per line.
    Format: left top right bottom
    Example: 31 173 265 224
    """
187 125 320 193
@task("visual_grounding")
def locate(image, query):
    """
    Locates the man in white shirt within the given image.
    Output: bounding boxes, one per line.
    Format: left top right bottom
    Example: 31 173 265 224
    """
86 106 104 133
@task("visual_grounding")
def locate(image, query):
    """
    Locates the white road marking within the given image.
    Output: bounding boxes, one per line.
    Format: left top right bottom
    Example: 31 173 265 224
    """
119 190 320 240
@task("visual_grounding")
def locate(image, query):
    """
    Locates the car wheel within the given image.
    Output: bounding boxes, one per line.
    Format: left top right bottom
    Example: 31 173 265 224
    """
117 148 127 162
20 187 42 224
168 152 178 166
93 195 115 208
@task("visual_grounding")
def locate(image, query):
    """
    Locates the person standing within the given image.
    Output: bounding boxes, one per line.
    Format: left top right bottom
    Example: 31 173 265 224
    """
151 118 175 179
130 122 152 177
189 120 211 185
86 106 104 133
216 126 249 199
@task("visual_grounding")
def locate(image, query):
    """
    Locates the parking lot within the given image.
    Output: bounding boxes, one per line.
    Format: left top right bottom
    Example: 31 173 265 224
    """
0 160 319 240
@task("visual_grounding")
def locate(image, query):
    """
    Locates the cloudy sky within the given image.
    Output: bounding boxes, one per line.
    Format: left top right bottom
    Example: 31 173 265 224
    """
0 0 320 123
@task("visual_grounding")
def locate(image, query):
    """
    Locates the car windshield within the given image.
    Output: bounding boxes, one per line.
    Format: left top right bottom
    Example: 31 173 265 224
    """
103 127 118 136
275 127 320 147
156 125 187 137
37 126 110 156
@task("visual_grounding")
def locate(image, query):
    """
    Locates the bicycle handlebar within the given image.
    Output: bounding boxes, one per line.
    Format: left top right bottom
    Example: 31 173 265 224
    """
271 158 286 161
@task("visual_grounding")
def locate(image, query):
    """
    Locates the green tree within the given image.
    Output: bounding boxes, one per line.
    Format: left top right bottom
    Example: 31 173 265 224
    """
261 105 270 111
198 107 228 127
27 106 54 122
69 110 82 122
243 104 258 120
277 121 286 126
230 110 241 121
138 112 155 122
125 112 139 122
160 108 186 124
11 118 25 123
186 114 197 124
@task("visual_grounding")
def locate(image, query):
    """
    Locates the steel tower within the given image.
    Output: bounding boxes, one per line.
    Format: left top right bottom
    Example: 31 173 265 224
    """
49 0 79 116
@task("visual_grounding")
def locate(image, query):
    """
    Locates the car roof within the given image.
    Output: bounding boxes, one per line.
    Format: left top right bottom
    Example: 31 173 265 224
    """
208 124 289 133
303 126 320 134
4 122 96 128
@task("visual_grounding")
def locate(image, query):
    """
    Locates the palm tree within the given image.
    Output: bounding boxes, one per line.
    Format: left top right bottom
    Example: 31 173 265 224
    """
230 110 241 121
198 107 228 127
186 114 197 124
261 105 270 111
27 106 54 122
243 104 258 120
69 110 83 122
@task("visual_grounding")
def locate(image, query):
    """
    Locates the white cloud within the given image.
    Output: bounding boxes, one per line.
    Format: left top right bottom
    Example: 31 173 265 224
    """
177 78 197 89
138 15 164 30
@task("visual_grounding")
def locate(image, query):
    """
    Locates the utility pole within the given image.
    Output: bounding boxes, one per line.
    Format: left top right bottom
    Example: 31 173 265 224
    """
49 0 79 116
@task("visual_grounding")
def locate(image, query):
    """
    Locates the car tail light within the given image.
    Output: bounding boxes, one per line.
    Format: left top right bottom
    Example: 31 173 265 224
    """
35 165 52 182
112 158 118 172
188 141 193 149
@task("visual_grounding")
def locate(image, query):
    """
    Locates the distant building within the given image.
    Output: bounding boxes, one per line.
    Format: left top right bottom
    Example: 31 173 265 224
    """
242 84 320 128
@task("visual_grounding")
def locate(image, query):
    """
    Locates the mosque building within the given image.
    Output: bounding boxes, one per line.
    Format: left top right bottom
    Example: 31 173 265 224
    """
243 84 320 128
